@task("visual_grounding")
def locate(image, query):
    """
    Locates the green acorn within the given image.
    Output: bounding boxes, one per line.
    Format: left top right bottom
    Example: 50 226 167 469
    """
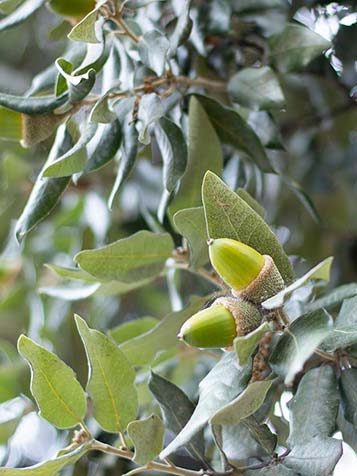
208 238 285 303
178 297 262 349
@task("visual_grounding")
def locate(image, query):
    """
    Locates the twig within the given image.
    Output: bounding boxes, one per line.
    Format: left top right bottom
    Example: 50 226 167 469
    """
91 440 205 476
114 16 140 43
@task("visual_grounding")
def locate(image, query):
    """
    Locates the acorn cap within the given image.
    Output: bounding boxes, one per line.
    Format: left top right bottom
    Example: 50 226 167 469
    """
208 238 265 291
178 298 262 349
233 255 285 304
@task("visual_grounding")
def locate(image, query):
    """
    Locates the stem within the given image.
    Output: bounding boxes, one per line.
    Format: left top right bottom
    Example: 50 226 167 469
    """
90 440 205 476
315 350 336 362
115 16 140 43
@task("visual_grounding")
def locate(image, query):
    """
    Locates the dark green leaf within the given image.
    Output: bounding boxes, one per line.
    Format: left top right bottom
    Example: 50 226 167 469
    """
0 92 68 114
149 372 206 465
194 94 275 173
269 24 331 72
15 124 72 241
174 207 209 268
243 416 277 455
128 415 165 465
155 116 188 193
17 335 86 429
75 315 138 433
160 352 251 458
0 0 44 32
202 171 294 283
75 230 174 283
228 67 285 110
288 366 339 446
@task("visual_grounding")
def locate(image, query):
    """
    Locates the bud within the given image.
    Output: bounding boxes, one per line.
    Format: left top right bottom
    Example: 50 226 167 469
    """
178 297 262 349
208 238 285 303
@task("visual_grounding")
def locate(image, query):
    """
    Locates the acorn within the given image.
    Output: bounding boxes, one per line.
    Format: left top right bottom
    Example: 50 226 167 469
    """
208 238 285 304
178 297 262 349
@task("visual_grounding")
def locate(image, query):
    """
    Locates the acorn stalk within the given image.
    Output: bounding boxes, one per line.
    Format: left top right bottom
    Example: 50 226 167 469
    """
208 238 285 303
178 297 262 349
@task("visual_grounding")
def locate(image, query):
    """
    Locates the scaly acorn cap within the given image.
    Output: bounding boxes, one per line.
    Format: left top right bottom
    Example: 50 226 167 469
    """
208 238 285 304
178 297 262 349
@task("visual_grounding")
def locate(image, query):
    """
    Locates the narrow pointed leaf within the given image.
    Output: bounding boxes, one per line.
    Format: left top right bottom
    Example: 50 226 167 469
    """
194 94 274 173
149 372 206 465
17 335 86 429
0 92 68 114
15 124 73 241
75 315 138 433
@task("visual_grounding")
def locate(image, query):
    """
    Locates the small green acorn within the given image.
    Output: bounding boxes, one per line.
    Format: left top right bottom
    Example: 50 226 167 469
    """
178 297 262 349
208 238 285 303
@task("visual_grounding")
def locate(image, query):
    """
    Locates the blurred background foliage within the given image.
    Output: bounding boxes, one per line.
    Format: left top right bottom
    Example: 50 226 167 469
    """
0 0 356 473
